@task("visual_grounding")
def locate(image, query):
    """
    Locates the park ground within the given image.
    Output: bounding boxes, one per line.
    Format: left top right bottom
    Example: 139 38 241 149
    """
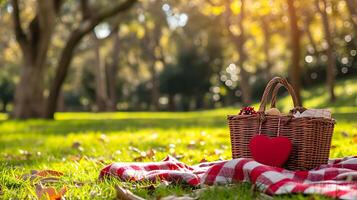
1 77 357 199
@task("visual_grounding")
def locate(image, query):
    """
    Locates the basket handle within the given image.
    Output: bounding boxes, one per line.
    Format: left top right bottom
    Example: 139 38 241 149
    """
258 77 301 113
270 83 283 108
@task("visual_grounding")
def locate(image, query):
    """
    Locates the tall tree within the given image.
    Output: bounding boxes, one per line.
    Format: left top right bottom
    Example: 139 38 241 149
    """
316 0 336 102
45 0 137 118
11 0 60 118
286 0 302 104
11 0 137 119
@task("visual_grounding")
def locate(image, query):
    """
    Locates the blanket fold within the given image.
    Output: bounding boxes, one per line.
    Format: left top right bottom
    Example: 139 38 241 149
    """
100 156 357 200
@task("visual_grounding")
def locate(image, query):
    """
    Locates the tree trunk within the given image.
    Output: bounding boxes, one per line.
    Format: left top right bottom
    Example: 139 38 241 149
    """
317 0 336 102
57 91 65 112
45 33 81 119
93 33 110 111
237 0 251 105
106 26 120 111
11 0 57 119
195 94 204 110
287 0 302 105
168 94 176 111
13 54 45 118
2 101 7 113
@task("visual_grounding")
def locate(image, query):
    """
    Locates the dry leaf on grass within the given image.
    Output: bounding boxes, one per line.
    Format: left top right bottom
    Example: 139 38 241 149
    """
186 141 197 149
172 153 184 160
115 185 145 200
341 131 349 137
133 149 156 162
66 155 83 162
128 146 141 153
36 170 64 177
20 169 63 182
36 184 67 200
18 149 32 160
99 134 109 143
71 141 83 152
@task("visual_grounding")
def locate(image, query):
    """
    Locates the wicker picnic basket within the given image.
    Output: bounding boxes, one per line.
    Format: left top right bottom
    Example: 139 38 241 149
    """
227 77 335 170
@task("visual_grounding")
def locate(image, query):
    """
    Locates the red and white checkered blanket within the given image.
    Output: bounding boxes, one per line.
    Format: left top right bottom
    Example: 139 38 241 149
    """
100 156 357 199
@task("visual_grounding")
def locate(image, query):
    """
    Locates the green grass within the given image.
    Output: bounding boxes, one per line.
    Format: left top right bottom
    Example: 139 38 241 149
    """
1 77 357 199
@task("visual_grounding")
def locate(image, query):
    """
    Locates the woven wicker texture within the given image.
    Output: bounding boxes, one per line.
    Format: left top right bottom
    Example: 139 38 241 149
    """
228 77 335 170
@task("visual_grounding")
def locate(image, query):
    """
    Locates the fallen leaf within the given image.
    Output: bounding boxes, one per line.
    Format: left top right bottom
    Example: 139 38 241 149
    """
115 185 145 200
99 134 109 143
36 170 64 177
73 181 85 188
128 146 141 153
172 153 184 160
341 131 349 137
35 184 66 200
20 169 63 182
72 141 83 152
67 155 82 162
19 149 32 159
354 136 357 144
146 149 156 158
133 149 156 162
187 141 197 149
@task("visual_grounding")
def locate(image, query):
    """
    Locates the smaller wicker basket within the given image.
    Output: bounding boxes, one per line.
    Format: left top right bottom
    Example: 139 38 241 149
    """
227 77 335 170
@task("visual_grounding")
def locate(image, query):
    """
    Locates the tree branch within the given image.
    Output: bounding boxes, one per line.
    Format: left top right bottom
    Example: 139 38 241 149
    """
10 0 28 49
46 0 138 118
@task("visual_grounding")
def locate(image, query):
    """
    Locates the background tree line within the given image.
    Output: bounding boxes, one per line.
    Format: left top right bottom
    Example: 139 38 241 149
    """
0 0 356 119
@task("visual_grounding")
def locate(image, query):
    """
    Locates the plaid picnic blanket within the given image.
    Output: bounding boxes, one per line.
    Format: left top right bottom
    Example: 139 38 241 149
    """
100 156 357 199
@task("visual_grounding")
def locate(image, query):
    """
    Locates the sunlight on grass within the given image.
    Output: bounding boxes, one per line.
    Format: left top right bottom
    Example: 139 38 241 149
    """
1 77 357 199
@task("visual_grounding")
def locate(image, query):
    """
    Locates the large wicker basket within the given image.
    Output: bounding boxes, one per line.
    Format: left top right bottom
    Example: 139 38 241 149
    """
227 77 335 170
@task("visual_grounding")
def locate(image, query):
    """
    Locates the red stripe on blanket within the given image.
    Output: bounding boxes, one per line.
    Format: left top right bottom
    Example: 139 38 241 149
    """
100 156 357 200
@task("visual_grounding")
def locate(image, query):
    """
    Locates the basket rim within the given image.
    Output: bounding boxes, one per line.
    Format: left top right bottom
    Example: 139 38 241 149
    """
227 114 336 124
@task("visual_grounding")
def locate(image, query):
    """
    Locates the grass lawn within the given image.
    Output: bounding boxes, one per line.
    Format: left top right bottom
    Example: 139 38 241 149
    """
1 77 357 199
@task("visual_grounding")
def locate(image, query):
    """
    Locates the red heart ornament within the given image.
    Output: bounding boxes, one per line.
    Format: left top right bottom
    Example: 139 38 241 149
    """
249 134 292 167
